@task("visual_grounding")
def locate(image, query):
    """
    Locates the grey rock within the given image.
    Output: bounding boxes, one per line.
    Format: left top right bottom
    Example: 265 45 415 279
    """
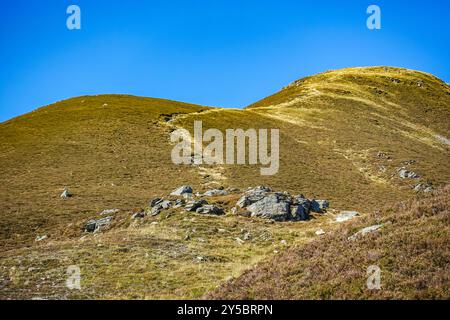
435 134 450 145
185 199 208 212
335 211 359 222
236 186 272 208
247 194 291 221
398 168 420 179
291 204 310 221
315 229 326 236
310 200 329 213
35 235 48 242
413 183 434 193
150 200 173 216
195 205 225 215
132 210 145 219
60 188 72 199
85 216 113 233
348 224 383 241
170 185 193 196
149 198 163 207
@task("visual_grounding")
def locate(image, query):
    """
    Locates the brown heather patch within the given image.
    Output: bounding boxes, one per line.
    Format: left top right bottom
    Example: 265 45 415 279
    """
206 185 450 300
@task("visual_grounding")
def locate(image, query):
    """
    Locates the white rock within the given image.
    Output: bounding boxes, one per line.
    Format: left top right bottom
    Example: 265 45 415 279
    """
335 211 359 222
348 224 383 241
315 229 326 236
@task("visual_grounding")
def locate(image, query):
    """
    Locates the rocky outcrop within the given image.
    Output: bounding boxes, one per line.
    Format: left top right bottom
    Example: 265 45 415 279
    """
234 187 328 222
247 194 291 221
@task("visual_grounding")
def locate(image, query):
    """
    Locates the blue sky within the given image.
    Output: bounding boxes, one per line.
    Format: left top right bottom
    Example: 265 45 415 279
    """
0 0 449 122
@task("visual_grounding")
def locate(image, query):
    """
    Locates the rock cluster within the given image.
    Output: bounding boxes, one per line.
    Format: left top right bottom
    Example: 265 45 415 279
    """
234 186 329 222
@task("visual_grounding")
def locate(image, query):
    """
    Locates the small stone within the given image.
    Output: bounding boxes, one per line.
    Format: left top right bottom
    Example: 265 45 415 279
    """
315 229 325 236
280 240 287 245
60 188 72 199
203 189 228 197
335 211 359 222
170 186 193 196
100 209 119 215
348 224 383 241
35 235 47 242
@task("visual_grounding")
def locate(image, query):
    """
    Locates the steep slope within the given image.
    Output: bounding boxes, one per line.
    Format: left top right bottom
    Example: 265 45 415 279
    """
207 185 450 300
0 67 449 299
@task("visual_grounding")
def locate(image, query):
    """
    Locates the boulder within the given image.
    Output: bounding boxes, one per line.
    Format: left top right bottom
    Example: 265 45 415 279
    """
170 186 193 196
196 205 225 215
247 194 291 221
85 216 113 233
236 186 272 208
185 199 208 212
310 200 329 213
149 198 163 207
335 211 359 222
150 200 173 216
291 204 309 221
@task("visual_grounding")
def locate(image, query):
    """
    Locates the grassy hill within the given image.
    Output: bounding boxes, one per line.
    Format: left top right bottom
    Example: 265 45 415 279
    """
207 185 450 300
0 67 449 299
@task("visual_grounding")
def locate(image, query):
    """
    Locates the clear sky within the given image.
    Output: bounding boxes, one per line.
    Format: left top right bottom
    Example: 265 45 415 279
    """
0 0 449 122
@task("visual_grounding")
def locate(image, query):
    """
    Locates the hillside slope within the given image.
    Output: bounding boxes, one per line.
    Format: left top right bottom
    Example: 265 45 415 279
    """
0 67 449 299
207 185 450 300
